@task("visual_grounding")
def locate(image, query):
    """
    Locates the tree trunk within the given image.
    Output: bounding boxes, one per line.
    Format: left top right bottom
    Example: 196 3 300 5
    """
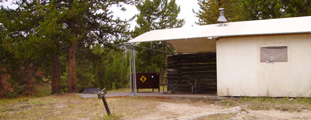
51 54 61 94
67 0 77 93
68 43 77 93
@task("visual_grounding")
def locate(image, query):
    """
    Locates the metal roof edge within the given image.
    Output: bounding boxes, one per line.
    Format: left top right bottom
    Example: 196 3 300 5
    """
216 31 311 39
125 31 311 43
127 16 311 43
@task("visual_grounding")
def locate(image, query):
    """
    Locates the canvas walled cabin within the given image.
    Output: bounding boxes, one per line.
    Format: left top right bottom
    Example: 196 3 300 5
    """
126 16 311 97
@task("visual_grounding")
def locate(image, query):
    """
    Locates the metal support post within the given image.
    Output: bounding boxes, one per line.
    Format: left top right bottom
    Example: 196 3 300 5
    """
129 46 132 96
132 48 137 96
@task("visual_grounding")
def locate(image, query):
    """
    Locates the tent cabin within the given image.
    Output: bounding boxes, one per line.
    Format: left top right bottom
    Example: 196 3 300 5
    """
127 16 311 97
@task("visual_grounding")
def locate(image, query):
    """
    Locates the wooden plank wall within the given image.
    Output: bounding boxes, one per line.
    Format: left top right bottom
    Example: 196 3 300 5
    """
167 52 217 92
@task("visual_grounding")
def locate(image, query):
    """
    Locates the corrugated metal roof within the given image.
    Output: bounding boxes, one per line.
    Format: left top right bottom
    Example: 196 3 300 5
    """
127 16 311 43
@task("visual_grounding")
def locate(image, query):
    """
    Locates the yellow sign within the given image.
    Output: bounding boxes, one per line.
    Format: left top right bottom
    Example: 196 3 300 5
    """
140 75 147 83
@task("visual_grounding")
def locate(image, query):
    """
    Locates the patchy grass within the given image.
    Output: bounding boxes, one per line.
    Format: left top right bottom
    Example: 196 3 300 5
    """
0 84 50 106
1 91 311 120
242 115 258 119
0 94 108 119
195 97 311 119
0 94 163 120
102 114 122 120
217 97 311 112
32 83 51 97
197 113 235 120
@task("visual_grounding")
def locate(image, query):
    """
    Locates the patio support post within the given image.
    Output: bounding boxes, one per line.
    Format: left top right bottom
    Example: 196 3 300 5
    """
132 47 137 96
128 46 132 96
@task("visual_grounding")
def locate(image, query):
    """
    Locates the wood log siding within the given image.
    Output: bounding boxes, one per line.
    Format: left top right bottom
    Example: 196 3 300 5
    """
166 52 217 92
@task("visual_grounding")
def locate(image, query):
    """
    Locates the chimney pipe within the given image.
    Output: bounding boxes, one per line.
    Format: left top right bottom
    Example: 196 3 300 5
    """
217 8 227 25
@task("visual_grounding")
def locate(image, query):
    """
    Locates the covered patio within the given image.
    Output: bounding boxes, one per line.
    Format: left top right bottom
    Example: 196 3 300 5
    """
126 16 311 97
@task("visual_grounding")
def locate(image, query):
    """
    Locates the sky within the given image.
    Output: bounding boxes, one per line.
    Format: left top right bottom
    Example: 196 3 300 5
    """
111 0 200 30
1 0 200 29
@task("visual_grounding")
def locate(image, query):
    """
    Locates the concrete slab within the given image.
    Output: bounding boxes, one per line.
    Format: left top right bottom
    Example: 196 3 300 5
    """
78 92 225 100
79 92 131 98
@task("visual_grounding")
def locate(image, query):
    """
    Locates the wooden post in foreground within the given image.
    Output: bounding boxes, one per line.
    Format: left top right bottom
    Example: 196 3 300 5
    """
97 88 111 115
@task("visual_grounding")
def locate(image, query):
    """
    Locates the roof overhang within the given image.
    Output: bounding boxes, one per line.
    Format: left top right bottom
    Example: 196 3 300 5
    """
168 38 216 53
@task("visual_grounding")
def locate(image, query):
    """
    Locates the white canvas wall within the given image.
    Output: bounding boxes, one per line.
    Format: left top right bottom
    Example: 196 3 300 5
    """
217 34 311 97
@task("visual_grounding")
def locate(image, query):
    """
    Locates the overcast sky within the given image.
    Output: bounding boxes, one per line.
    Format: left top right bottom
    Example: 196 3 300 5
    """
1 0 200 29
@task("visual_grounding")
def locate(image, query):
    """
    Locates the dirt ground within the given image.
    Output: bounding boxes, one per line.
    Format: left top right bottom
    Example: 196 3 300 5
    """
121 97 311 120
1 94 311 120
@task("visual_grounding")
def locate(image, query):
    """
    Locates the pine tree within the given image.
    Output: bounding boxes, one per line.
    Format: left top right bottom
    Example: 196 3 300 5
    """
275 0 311 17
1 0 132 95
195 0 311 25
242 0 286 20
194 0 246 25
103 50 129 90
133 0 184 37
63 0 132 92
0 2 46 97
242 0 311 20
133 0 184 75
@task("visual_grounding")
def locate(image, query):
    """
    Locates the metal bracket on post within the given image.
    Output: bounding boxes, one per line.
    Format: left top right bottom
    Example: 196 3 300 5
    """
97 88 111 116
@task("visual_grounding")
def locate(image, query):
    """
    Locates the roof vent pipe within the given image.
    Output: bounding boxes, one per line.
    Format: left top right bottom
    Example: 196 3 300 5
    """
217 8 227 26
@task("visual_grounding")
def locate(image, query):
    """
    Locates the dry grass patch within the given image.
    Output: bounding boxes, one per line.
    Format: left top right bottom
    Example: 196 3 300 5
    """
0 95 177 120
2 94 311 120
1 94 106 119
196 113 235 120
217 97 311 112
0 95 221 120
